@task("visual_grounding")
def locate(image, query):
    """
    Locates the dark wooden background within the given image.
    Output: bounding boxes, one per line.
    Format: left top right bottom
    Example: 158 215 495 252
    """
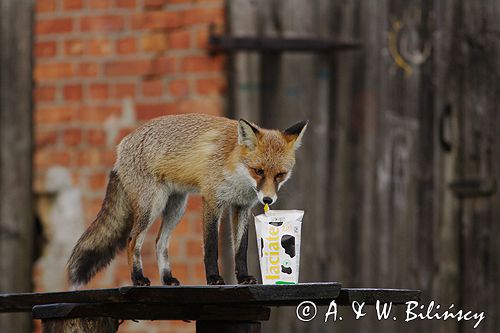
0 0 34 333
225 0 500 332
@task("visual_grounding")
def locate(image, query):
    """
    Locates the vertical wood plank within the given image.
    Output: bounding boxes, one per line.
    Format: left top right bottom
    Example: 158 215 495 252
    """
257 1 330 332
224 0 263 284
433 1 461 333
459 1 500 331
0 0 34 332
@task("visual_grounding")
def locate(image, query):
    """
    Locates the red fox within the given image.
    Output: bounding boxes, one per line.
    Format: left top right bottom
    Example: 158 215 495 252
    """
67 113 307 287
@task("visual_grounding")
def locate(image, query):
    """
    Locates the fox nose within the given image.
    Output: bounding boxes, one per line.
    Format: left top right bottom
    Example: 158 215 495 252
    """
263 197 274 205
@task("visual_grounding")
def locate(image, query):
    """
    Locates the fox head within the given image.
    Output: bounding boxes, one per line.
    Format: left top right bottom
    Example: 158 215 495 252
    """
237 119 308 206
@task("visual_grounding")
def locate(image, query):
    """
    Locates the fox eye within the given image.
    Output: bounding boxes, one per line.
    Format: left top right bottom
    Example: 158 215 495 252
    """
253 168 264 176
276 172 287 179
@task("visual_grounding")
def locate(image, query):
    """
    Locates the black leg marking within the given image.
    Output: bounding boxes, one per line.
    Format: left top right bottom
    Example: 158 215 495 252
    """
131 267 150 286
232 206 257 285
203 200 225 285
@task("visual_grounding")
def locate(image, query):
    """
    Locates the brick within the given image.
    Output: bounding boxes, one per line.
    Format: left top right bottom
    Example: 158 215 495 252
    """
115 128 134 144
35 41 57 58
63 84 83 101
81 16 124 32
153 57 176 74
77 149 115 167
64 39 84 56
187 195 202 211
167 0 221 3
105 60 151 76
63 0 83 10
89 83 110 100
141 32 167 52
167 30 190 49
87 0 111 9
35 106 77 124
88 172 108 190
34 150 71 169
190 214 203 234
113 83 136 98
180 7 224 26
186 239 203 257
87 38 112 56
36 18 73 35
135 103 177 120
145 0 164 7
34 86 56 102
116 0 136 8
196 77 226 94
102 150 117 167
87 128 107 146
178 98 221 116
170 262 189 282
77 63 100 77
116 37 136 54
181 55 224 72
79 105 121 123
63 128 82 146
142 79 163 97
168 79 189 98
36 0 56 13
196 27 208 48
34 63 74 81
131 11 180 30
35 130 58 148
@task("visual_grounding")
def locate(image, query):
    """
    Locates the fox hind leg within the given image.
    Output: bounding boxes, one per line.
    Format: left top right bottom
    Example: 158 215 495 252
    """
156 193 188 286
128 188 169 286
128 222 151 286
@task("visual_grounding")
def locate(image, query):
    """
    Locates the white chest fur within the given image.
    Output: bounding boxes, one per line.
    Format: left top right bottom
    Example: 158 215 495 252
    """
216 164 258 206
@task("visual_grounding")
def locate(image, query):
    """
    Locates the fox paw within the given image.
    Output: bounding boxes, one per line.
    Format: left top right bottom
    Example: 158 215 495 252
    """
237 275 258 285
132 272 151 286
163 276 180 286
207 275 225 285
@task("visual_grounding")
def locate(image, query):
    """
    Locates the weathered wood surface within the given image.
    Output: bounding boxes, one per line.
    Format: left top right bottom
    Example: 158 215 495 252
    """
196 321 261 333
0 283 341 312
0 0 34 332
458 2 500 333
0 284 422 314
42 317 118 333
33 303 271 321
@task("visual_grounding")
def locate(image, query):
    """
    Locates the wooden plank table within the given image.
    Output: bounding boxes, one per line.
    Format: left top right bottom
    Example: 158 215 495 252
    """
0 283 421 332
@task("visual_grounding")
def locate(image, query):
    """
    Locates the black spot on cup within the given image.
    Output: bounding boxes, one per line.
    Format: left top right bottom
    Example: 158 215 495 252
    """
281 235 295 258
270 222 283 226
281 265 292 274
260 238 264 257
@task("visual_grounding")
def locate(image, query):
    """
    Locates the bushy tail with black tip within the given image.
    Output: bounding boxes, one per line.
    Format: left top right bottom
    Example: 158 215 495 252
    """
67 170 132 288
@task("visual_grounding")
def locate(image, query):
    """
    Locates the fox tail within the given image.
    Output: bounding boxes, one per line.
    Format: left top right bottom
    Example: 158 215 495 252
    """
67 170 131 288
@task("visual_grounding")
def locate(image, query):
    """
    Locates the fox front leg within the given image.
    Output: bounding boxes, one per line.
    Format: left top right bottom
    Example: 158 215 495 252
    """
202 198 225 285
231 205 257 284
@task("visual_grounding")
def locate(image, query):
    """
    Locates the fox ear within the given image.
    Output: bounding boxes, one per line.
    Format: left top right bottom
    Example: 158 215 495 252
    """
238 119 260 149
283 120 308 149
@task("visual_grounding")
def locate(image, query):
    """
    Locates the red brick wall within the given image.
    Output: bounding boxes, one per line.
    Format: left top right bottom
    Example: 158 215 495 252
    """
33 0 226 332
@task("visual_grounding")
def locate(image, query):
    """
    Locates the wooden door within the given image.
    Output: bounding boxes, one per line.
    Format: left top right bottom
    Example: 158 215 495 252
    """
226 0 500 332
